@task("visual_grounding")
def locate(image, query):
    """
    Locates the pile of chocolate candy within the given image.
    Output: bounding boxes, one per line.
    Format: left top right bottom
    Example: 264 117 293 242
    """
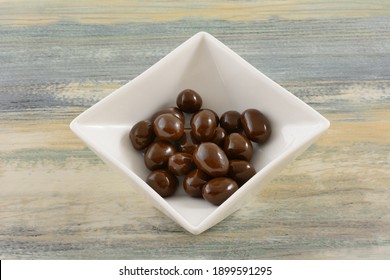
129 89 271 206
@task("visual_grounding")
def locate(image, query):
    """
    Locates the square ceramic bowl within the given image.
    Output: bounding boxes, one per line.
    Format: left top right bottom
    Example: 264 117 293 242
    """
70 32 329 235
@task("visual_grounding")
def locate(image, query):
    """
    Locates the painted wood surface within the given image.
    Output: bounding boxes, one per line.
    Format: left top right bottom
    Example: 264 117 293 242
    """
1 0 390 259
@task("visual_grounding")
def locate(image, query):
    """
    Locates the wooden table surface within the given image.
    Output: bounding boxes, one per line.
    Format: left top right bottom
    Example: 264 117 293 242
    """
1 0 390 259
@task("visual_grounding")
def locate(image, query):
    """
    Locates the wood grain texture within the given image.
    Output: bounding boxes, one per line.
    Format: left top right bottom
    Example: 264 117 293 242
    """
1 0 390 259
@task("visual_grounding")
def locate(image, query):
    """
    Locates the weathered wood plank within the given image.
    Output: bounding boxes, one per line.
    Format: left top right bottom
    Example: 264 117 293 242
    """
1 0 390 25
1 0 390 259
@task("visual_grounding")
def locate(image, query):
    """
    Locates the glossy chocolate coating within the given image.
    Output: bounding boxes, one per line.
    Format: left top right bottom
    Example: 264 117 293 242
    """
146 169 178 197
151 107 185 123
191 109 218 142
202 177 239 205
189 108 219 126
228 160 256 186
183 169 210 197
176 89 203 113
176 128 200 154
205 108 220 125
153 113 184 141
193 142 229 177
241 109 271 144
129 120 155 150
168 152 195 176
224 132 253 161
211 127 227 147
220 110 242 133
144 140 176 170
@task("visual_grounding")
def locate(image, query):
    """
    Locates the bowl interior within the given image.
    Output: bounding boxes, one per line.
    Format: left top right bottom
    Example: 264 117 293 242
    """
70 32 329 234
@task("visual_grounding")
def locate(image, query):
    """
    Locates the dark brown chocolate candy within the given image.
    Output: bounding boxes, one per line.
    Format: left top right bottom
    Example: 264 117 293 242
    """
153 113 184 141
241 109 271 144
129 90 271 205
168 152 195 176
193 142 229 177
220 110 242 133
176 128 200 154
176 89 202 113
146 169 178 197
144 141 176 170
224 132 253 161
191 109 218 142
151 107 185 123
189 108 219 127
228 160 256 186
129 120 155 150
190 108 219 126
183 169 210 197
205 108 220 125
202 177 239 205
211 127 227 147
